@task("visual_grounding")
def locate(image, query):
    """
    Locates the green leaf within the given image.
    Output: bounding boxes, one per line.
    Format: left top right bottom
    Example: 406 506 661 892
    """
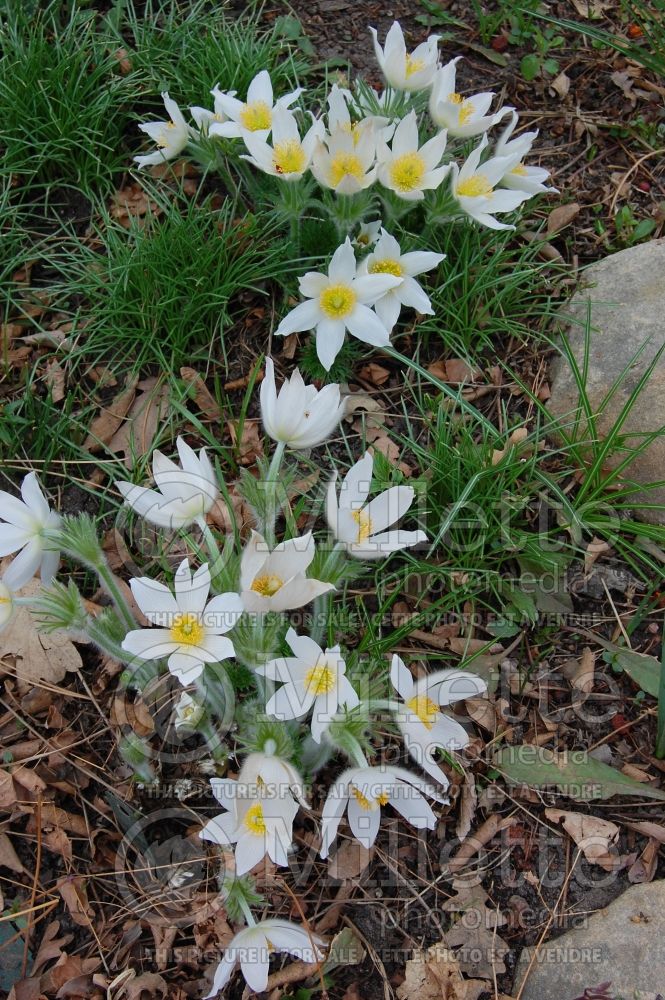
465 41 509 67
633 219 657 242
495 745 665 801
594 637 661 698
542 57 560 74
520 53 541 80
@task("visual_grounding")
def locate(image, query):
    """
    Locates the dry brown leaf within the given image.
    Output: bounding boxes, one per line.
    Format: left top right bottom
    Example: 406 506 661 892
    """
570 0 613 17
121 972 168 1000
456 772 477 842
428 359 480 384
45 359 66 403
328 840 373 880
465 696 496 733
107 379 171 465
448 815 517 874
544 809 620 870
628 837 660 883
180 367 219 420
584 536 612 574
550 70 571 98
397 945 488 1000
0 580 82 684
57 875 94 927
113 47 132 74
84 375 138 452
491 425 529 465
281 332 299 359
345 391 387 430
0 831 24 872
357 362 391 386
227 417 263 465
547 202 581 235
562 646 596 696
444 912 509 979
42 826 73 862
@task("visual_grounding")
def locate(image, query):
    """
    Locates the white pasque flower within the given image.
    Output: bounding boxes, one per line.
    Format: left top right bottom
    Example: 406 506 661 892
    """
275 238 401 372
204 919 325 997
189 87 232 132
451 134 531 230
376 110 449 202
494 110 558 196
256 628 360 743
429 58 510 137
173 691 204 734
0 580 14 633
370 21 440 92
320 764 446 858
353 219 382 249
311 123 378 194
240 530 334 614
0 472 61 591
122 560 244 685
391 655 487 787
326 451 426 560
116 437 218 530
326 84 391 144
358 228 445 331
208 69 302 140
199 755 305 874
134 92 193 168
241 106 322 181
260 357 345 450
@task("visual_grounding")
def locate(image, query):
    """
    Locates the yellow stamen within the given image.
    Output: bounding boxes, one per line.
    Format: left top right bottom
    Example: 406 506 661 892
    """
351 787 372 810
250 574 284 597
389 152 426 193
243 802 267 835
368 258 403 277
406 694 439 730
352 509 372 544
170 613 204 647
405 55 425 78
511 163 528 176
239 100 272 132
456 173 493 198
376 792 390 806
319 283 356 319
156 122 177 148
448 93 475 125
304 661 337 695
273 140 306 175
329 151 365 187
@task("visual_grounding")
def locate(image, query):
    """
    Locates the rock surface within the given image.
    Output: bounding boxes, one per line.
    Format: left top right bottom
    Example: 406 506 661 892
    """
513 879 665 1000
548 238 665 525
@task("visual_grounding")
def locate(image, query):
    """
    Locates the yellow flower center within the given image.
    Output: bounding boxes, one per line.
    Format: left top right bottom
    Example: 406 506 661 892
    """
156 122 177 148
170 613 204 647
319 283 356 319
368 258 403 277
273 140 307 175
341 121 362 145
329 152 365 187
250 574 284 597
511 163 528 176
377 791 390 806
304 661 337 695
239 100 272 132
389 152 426 193
448 93 475 125
406 694 439 730
243 802 267 835
405 55 425 78
352 787 372 810
456 173 493 198
352 508 373 544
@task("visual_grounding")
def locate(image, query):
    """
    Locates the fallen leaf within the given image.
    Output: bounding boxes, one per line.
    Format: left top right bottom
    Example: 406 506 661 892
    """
465 696 496 733
545 809 620 870
547 202 581 234
45 359 66 403
570 0 613 17
456 772 477 842
448 815 517 874
56 876 94 927
328 840 373 880
107 379 170 465
226 418 263 465
628 837 659 883
180 367 219 420
550 70 571 98
357 362 390 386
0 832 24 872
84 375 138 452
584 536 612 574
0 580 82 684
562 646 595 696
491 426 529 465
397 944 487 1000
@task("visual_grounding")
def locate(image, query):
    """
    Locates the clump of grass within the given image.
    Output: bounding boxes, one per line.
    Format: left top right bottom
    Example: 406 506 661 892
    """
0 2 134 198
108 0 309 105
57 183 299 372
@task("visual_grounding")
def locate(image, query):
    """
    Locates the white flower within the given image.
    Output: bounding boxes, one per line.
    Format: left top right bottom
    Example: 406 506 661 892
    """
122 559 243 685
0 580 14 633
256 628 360 742
208 70 302 140
320 764 446 858
493 110 558 195
134 92 193 168
116 437 218 530
311 125 378 194
370 21 440 92
451 134 531 230
326 84 391 144
391 655 487 786
260 357 345 450
275 238 401 371
189 87 232 132
0 472 61 591
240 530 334 614
358 228 445 331
241 106 322 181
376 110 449 202
199 756 303 874
173 691 204 733
326 451 426 560
353 220 382 249
429 58 510 137
204 919 326 997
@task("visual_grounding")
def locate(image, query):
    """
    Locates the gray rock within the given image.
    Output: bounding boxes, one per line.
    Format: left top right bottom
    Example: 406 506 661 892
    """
548 239 665 525
513 879 665 1000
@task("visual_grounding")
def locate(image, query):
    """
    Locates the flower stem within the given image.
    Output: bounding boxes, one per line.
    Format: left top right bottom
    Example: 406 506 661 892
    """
239 896 257 927
86 617 135 665
95 562 136 633
263 441 287 545
367 699 402 713
341 731 369 769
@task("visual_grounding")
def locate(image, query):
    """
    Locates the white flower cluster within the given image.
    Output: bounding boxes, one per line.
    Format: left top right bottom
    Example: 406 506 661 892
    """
1 360 487 997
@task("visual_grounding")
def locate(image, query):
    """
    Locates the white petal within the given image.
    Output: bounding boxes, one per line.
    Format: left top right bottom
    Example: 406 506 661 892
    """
364 485 415 533
345 304 392 347
390 654 414 701
328 238 356 283
130 576 178 623
314 319 346 371
275 298 322 336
